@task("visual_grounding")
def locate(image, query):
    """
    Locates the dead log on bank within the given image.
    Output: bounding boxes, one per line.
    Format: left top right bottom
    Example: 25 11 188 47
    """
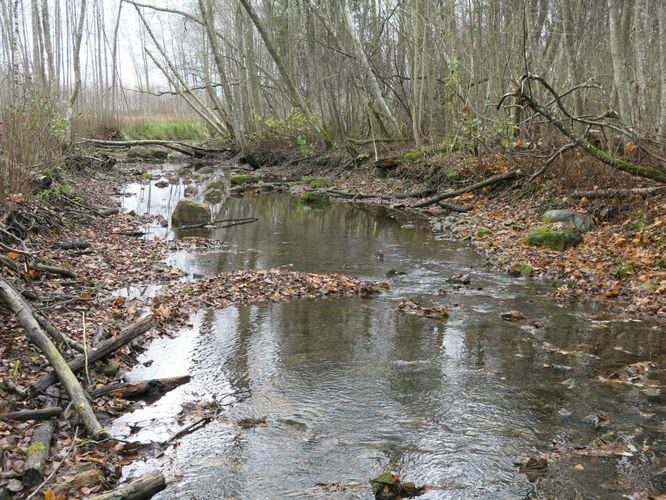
57 240 90 250
571 186 666 198
439 202 473 212
90 470 166 500
0 407 62 422
412 170 520 208
22 420 55 487
326 188 436 201
91 376 191 400
31 316 155 395
0 277 106 438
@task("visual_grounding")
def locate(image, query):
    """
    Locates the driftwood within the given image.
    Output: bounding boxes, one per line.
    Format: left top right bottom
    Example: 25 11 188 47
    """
0 407 62 422
571 186 666 198
90 470 166 500
0 277 106 438
31 316 154 395
22 420 55 487
165 415 215 444
91 376 191 400
412 170 520 208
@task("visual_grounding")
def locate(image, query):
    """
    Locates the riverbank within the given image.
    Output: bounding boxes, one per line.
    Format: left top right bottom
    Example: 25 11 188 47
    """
1 146 664 497
0 159 381 498
253 148 666 317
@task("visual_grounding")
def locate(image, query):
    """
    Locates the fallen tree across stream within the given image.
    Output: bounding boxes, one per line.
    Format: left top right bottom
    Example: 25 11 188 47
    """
81 138 228 158
90 375 191 400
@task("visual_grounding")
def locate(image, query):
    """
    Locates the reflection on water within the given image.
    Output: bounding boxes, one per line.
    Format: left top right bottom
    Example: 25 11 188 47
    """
114 165 666 499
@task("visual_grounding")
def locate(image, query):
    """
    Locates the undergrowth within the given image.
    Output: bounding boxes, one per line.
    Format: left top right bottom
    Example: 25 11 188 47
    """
122 119 208 140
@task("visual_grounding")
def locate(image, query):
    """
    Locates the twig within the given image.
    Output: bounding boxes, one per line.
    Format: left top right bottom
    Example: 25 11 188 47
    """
527 143 576 183
26 426 79 500
82 312 91 388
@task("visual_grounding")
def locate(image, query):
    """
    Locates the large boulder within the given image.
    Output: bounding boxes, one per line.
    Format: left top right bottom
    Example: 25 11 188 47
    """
126 146 152 159
204 187 224 203
171 199 210 227
206 177 226 191
543 209 595 233
526 225 582 251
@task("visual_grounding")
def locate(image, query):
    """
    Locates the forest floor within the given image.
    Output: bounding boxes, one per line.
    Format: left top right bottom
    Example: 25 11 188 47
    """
0 144 665 498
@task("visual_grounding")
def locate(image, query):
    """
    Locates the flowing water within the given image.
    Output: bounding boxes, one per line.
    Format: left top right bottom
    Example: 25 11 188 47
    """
111 164 666 499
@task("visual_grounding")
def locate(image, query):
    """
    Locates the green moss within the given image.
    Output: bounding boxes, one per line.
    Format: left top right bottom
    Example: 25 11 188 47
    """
658 235 666 249
301 176 332 188
616 264 636 278
207 177 226 191
230 174 258 186
658 254 666 268
446 169 461 180
27 442 48 454
299 191 330 207
476 227 493 238
520 263 534 276
629 209 647 231
403 150 424 160
526 226 582 251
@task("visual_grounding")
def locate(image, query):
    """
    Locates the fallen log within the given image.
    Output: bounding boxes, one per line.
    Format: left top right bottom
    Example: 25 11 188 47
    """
98 208 120 217
31 316 154 395
0 407 62 422
90 470 166 500
22 420 55 487
412 170 520 208
81 138 223 158
571 186 666 198
34 311 85 354
52 468 104 497
31 263 77 279
57 240 90 250
91 376 191 400
438 202 473 212
326 188 436 201
0 277 106 438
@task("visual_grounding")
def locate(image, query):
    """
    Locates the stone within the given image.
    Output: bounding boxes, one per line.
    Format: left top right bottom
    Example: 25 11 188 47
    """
126 146 153 159
99 359 120 376
150 148 169 159
501 310 526 321
197 166 214 175
543 209 595 232
171 199 210 227
447 273 471 285
155 179 169 188
184 185 197 197
299 191 330 207
230 174 258 185
204 187 224 203
526 226 582 251
207 177 227 191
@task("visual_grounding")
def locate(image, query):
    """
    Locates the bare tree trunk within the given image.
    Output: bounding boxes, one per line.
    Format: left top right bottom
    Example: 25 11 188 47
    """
65 0 86 144
607 0 633 126
658 1 666 139
239 0 334 148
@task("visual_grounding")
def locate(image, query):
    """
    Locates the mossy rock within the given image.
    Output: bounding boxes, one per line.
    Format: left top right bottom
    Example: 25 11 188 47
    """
206 177 227 191
99 359 120 376
508 263 534 277
127 146 153 159
476 227 493 238
172 199 210 227
543 209 595 233
299 191 330 207
301 176 332 188
150 148 169 159
204 188 224 203
403 150 424 160
385 269 407 278
230 174 258 186
526 226 582 251
197 166 214 175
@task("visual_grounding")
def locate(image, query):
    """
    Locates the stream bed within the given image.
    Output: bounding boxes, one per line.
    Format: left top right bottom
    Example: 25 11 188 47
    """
111 163 665 499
